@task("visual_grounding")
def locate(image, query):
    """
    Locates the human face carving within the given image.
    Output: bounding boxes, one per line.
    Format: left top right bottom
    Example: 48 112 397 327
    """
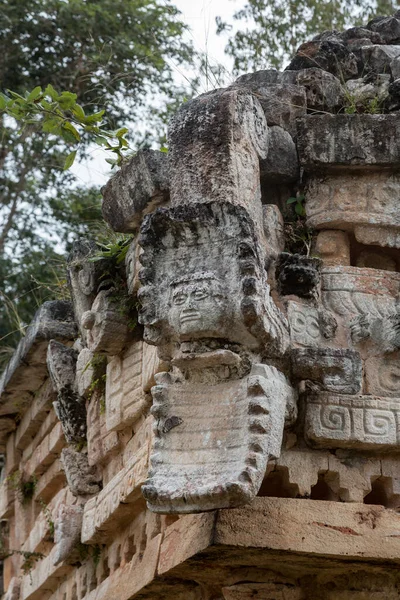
169 278 225 337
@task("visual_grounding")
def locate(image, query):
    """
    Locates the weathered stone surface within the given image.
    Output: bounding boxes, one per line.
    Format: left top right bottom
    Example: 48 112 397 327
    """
81 290 130 355
367 16 400 43
292 348 362 394
305 171 400 247
282 68 345 112
364 353 400 397
125 237 141 296
0 301 76 415
81 443 148 543
259 126 299 183
262 205 285 256
315 230 351 266
168 88 269 240
361 45 400 74
53 503 84 565
105 341 150 431
75 347 94 398
276 253 321 299
142 364 294 513
286 40 358 80
305 392 400 450
86 393 120 467
287 302 336 347
60 447 101 496
3 578 20 600
345 73 390 104
356 249 397 271
101 150 169 233
298 114 400 169
66 239 102 344
47 340 87 444
139 202 289 356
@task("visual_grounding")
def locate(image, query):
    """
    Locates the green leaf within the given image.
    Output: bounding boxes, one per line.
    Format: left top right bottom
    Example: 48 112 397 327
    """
159 145 168 153
63 150 77 170
61 122 81 142
0 94 8 110
295 202 306 217
94 135 109 147
27 86 42 102
72 104 86 120
44 84 59 101
58 91 78 110
42 117 62 135
85 110 105 124
286 197 298 204
105 158 118 166
116 127 128 138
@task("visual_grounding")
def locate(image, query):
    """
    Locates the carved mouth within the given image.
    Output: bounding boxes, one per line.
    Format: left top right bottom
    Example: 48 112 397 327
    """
180 310 201 324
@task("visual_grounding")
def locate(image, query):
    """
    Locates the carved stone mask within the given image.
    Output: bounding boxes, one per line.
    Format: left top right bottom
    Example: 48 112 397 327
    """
168 273 227 338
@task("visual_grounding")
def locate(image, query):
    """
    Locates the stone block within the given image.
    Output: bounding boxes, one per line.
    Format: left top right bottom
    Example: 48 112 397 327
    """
287 302 322 347
292 348 362 394
24 421 65 478
298 114 400 170
81 443 148 544
0 478 15 519
315 230 350 266
305 392 400 451
364 353 400 397
125 237 141 295
286 40 358 80
101 149 169 233
345 74 390 105
5 432 21 477
361 45 400 74
53 503 84 565
326 453 381 502
105 341 151 431
81 290 130 356
356 249 396 271
168 88 269 239
305 172 400 246
262 205 285 255
19 546 73 600
33 459 66 504
282 67 345 112
246 83 307 137
87 394 120 467
0 301 76 417
259 126 299 183
75 347 94 398
15 380 55 451
277 448 329 496
366 16 400 44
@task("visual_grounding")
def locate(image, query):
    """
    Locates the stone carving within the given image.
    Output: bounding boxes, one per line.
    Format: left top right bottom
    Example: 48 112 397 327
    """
75 347 95 398
315 230 350 267
287 302 337 347
139 201 289 357
60 447 101 496
53 503 84 565
86 394 119 467
276 253 322 299
81 289 130 355
364 353 400 397
47 340 87 444
67 239 102 343
305 393 400 451
81 443 148 543
292 347 362 394
142 364 295 513
105 341 151 432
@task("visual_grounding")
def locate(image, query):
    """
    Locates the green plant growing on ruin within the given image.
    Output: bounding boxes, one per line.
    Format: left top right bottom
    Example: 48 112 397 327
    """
285 193 314 256
85 353 108 403
5 471 37 503
37 497 55 541
92 544 102 568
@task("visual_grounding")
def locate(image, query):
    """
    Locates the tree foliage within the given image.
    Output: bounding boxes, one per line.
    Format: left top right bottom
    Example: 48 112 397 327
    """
217 0 398 73
0 0 194 356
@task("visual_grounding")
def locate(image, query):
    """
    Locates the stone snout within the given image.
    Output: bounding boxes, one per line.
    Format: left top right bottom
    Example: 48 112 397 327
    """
143 360 296 514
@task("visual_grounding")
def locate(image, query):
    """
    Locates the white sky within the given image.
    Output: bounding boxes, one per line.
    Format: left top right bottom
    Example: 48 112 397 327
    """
71 0 244 187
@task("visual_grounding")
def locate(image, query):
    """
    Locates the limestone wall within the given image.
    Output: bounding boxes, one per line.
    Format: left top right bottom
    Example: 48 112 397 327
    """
2 11 400 600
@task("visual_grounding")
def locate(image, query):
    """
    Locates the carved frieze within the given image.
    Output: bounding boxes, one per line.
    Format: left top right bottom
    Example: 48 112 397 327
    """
305 393 400 451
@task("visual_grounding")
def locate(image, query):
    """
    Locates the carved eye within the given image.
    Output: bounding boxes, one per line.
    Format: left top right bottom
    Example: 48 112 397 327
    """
192 288 208 301
173 294 187 305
